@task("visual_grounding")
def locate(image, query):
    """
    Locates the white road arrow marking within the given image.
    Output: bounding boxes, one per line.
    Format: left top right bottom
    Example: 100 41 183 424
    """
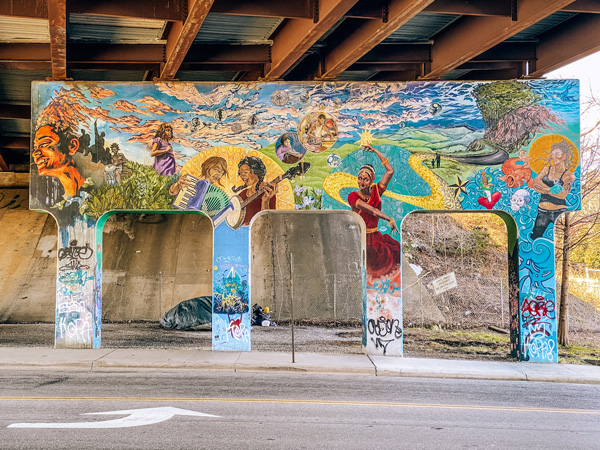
8 406 219 429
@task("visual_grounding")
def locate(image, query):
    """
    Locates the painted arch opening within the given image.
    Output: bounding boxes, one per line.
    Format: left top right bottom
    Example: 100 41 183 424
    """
95 210 213 347
249 210 366 352
400 210 517 360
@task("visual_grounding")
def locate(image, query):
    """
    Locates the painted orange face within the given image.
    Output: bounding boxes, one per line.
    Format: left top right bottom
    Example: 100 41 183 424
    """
33 125 68 176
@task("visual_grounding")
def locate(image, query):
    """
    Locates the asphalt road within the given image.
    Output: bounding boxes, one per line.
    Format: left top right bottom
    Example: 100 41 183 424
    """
0 370 599 449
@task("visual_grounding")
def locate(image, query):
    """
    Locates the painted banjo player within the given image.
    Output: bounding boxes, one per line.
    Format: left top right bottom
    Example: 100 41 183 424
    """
347 144 400 280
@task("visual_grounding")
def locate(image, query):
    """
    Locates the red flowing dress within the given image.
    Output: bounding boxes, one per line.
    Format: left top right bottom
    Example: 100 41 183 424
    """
348 183 400 279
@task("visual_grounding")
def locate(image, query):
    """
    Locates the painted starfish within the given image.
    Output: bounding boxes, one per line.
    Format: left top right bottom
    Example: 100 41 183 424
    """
449 176 468 198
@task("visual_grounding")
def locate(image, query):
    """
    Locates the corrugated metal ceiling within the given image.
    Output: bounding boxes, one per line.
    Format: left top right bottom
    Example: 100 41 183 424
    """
68 13 166 43
507 11 578 41
0 69 50 103
384 13 459 43
194 14 283 44
68 70 148 82
176 71 238 82
336 70 373 81
0 17 49 43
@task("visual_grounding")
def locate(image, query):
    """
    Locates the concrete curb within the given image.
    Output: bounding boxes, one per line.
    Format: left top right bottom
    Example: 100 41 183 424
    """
236 351 376 375
0 347 598 384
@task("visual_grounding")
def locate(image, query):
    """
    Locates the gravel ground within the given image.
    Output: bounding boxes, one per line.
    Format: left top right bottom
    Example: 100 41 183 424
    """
0 322 365 354
1 323 598 364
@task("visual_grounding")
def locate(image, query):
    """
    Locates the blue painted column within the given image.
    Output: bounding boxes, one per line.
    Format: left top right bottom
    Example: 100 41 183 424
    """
518 236 559 362
212 224 251 351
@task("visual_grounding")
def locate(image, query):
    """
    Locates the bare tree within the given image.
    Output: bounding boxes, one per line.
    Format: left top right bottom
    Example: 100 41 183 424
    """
556 94 600 345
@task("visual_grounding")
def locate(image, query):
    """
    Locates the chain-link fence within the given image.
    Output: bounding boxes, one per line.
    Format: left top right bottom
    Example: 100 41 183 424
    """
570 267 600 310
403 273 510 329
259 273 363 324
561 267 600 333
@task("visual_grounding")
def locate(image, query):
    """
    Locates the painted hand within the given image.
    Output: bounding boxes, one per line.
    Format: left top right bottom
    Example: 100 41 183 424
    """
362 144 375 153
550 184 563 194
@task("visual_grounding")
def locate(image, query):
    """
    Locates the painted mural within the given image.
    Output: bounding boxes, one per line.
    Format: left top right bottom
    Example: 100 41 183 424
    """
30 80 580 361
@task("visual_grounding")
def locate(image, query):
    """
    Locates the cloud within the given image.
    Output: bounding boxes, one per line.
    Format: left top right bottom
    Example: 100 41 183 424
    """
136 96 183 114
88 86 116 99
111 100 148 115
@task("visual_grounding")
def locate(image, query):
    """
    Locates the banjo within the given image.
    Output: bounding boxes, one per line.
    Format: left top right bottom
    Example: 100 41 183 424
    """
213 162 311 229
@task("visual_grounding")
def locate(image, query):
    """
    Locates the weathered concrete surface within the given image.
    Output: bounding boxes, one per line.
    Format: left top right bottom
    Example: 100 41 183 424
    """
1 194 215 323
1 189 444 326
101 213 214 320
250 211 365 321
0 189 56 322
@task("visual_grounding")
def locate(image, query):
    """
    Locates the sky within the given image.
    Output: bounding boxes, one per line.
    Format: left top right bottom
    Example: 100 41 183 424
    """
548 50 600 134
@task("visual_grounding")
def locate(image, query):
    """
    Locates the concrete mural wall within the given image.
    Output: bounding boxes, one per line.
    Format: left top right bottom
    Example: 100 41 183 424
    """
30 80 580 361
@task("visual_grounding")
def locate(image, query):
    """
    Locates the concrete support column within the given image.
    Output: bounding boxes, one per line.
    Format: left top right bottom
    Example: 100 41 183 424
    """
54 217 100 348
212 223 251 351
500 210 558 363
518 239 559 363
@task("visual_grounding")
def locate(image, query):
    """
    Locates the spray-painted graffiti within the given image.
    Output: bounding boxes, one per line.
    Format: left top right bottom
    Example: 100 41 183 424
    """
227 318 249 342
371 337 394 355
59 269 94 291
367 316 403 339
520 292 557 362
524 324 556 362
58 240 93 273
212 225 250 351
56 292 93 343
368 315 403 356
521 294 556 328
29 80 579 360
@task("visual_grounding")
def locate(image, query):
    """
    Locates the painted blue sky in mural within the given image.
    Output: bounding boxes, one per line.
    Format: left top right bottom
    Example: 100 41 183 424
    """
33 80 579 171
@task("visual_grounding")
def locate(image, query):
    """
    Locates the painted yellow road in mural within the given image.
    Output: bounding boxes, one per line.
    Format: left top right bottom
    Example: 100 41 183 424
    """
324 153 462 211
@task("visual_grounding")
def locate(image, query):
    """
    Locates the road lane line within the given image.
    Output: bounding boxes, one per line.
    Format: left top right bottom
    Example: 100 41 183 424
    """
0 396 598 415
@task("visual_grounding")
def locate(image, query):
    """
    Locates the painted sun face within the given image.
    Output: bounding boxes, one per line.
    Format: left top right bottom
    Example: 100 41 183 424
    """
33 125 68 176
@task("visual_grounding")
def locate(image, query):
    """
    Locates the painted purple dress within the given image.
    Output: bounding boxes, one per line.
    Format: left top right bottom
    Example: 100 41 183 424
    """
152 137 176 176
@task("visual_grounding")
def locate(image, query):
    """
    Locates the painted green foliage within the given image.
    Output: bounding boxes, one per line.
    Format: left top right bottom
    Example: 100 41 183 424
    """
85 162 174 218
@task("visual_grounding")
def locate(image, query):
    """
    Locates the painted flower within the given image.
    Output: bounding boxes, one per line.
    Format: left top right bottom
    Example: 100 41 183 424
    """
302 196 315 207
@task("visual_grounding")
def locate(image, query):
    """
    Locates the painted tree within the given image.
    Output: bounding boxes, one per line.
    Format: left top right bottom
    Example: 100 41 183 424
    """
472 81 563 155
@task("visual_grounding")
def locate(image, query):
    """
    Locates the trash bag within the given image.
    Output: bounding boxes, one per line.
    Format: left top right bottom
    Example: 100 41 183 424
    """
160 296 212 330
251 303 272 326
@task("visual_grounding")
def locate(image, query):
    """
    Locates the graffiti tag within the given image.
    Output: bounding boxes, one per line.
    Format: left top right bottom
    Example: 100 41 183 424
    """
367 316 403 340
521 295 555 328
371 337 394 355
227 318 249 342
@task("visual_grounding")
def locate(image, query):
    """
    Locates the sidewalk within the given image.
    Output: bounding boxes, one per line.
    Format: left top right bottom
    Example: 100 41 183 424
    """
1 347 599 384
